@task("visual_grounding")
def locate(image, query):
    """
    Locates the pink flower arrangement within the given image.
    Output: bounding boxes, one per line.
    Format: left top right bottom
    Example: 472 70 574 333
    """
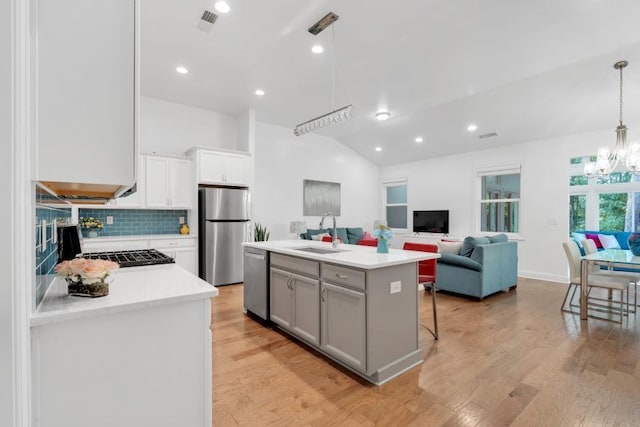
55 258 119 285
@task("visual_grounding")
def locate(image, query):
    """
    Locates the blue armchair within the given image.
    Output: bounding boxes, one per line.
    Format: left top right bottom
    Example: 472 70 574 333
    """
435 236 518 300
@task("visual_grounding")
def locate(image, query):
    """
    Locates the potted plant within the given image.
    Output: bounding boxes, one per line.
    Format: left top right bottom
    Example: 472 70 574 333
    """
80 216 104 238
54 258 119 297
254 223 270 241
373 223 393 253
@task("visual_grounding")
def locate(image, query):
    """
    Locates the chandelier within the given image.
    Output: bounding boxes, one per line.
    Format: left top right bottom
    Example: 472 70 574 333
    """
293 12 353 136
584 60 640 178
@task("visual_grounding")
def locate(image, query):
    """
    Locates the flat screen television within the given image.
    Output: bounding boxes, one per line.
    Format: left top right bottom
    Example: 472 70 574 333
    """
413 210 449 234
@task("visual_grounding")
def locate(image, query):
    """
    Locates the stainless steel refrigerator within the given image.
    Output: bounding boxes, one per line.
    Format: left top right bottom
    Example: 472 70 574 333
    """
199 187 250 286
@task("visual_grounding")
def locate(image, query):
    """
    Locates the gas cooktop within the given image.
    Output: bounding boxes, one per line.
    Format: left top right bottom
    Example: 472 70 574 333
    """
82 249 175 268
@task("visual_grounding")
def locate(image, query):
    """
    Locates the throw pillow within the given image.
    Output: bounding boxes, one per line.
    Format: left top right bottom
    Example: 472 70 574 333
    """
572 232 587 248
598 234 620 249
306 228 330 240
585 233 603 249
438 241 462 255
346 227 365 244
329 227 349 245
459 236 491 257
488 234 508 243
311 233 331 241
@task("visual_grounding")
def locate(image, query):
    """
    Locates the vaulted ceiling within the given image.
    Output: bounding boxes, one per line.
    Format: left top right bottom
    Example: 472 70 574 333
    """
141 0 640 166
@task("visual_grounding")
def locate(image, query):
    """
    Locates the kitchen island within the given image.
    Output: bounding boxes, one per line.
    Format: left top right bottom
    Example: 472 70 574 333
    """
31 264 218 427
243 240 440 385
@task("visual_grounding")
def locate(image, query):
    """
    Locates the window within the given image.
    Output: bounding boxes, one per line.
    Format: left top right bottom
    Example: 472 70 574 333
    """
477 166 521 234
383 180 407 229
568 156 640 233
569 194 586 232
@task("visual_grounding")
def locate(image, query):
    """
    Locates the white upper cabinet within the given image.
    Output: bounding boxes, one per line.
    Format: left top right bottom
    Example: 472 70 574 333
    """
191 148 251 186
35 0 138 194
145 155 193 209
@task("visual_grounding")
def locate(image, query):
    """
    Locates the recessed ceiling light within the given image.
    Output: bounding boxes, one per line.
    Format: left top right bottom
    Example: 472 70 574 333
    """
311 45 324 54
176 66 188 74
415 137 423 143
375 147 382 152
255 89 265 96
375 111 391 121
214 1 230 14
467 124 478 132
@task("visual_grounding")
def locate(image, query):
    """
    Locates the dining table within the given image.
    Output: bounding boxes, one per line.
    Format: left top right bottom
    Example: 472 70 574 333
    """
580 248 640 320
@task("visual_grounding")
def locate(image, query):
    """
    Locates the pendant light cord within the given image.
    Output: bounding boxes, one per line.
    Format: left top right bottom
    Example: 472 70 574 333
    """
620 64 624 125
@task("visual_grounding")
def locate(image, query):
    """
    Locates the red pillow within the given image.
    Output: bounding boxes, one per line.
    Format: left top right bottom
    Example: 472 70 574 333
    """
585 233 603 249
321 236 342 243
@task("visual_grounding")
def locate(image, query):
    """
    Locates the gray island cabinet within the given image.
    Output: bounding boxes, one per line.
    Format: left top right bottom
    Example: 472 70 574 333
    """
245 240 438 385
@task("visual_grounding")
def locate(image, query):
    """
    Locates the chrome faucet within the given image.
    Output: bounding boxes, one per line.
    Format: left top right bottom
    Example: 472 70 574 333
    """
319 212 338 248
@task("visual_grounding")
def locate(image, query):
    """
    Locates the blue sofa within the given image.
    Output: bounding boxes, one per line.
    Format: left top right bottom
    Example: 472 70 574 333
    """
300 227 365 245
572 230 631 252
435 235 518 300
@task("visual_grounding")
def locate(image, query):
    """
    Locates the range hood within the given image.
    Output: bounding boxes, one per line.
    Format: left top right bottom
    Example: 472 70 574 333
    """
38 181 136 204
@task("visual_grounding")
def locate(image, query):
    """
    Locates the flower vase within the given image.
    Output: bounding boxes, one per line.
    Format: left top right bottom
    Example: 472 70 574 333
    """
377 238 389 254
628 233 640 256
88 230 98 238
66 279 109 298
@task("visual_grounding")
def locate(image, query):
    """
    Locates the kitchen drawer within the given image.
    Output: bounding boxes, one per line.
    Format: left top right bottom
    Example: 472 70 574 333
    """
153 238 196 248
83 240 149 252
322 263 366 291
271 253 319 278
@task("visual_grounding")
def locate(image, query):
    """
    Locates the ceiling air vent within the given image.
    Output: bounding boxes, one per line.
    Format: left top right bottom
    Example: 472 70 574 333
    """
201 10 219 24
478 132 498 139
197 10 219 32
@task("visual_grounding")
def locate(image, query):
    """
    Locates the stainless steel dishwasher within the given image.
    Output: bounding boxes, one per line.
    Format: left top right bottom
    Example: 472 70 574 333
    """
243 247 269 320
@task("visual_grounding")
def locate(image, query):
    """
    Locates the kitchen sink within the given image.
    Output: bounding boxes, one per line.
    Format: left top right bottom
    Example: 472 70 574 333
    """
293 247 348 254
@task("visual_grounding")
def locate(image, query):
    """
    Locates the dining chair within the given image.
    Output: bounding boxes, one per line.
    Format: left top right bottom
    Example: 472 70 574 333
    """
582 239 638 310
402 242 439 339
562 241 630 323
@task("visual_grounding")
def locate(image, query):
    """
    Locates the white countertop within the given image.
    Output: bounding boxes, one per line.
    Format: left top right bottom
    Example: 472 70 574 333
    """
82 234 197 243
32 264 218 327
243 240 439 269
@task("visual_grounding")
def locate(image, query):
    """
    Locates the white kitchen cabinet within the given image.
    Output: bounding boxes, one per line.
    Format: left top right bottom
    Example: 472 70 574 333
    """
31 268 215 427
190 148 251 186
145 155 193 209
35 0 138 196
153 238 197 275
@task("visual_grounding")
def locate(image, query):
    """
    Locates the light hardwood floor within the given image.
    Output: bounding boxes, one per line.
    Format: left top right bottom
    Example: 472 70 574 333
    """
211 278 640 426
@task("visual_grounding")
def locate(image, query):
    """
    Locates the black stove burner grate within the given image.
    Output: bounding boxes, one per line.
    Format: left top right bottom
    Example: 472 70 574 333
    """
82 249 175 268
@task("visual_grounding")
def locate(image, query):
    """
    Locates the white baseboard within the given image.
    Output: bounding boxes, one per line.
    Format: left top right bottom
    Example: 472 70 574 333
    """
518 270 566 284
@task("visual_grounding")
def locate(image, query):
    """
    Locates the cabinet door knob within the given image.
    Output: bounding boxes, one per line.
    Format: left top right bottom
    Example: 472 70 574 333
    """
336 274 348 279
321 287 327 302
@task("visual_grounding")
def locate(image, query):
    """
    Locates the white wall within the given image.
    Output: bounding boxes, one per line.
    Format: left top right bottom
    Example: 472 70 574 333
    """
1 0 14 422
253 122 380 240
381 129 612 283
140 96 238 155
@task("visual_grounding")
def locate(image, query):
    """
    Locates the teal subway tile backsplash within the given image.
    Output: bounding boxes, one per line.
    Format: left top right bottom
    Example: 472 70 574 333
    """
35 190 72 307
78 209 187 237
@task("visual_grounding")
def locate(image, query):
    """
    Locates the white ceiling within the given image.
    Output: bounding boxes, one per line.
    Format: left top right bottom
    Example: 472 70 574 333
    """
141 0 640 166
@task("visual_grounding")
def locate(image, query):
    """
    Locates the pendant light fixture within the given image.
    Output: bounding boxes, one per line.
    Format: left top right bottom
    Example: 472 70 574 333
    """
584 60 640 178
294 12 353 136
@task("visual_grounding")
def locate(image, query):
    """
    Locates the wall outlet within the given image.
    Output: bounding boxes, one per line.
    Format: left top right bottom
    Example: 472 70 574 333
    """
390 281 402 294
106 216 114 225
179 217 185 224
